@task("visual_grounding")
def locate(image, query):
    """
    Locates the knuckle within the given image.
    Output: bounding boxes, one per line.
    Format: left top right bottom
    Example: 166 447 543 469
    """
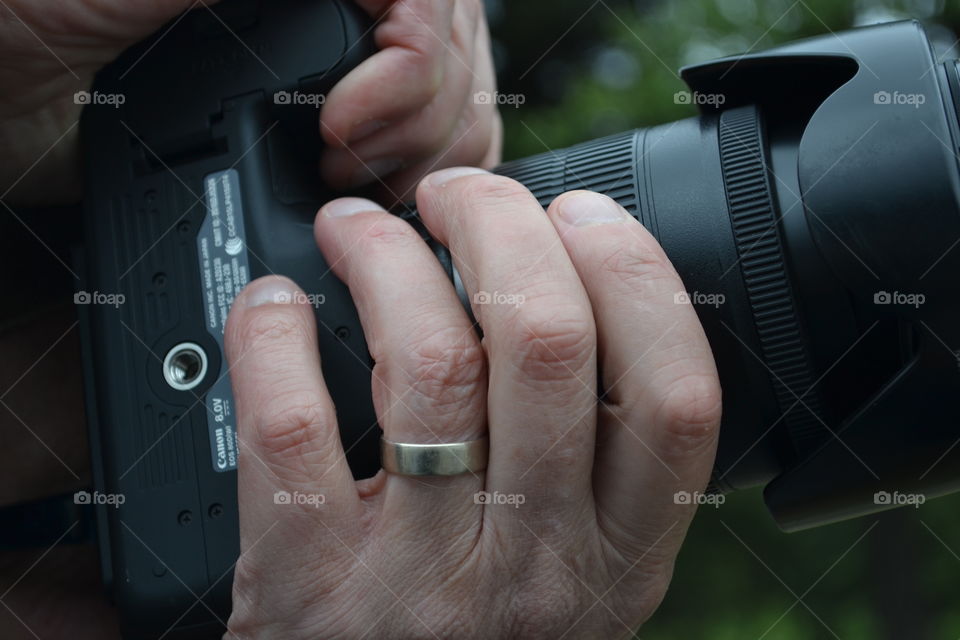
598 240 678 295
390 37 444 96
398 24 444 63
503 301 595 382
256 393 336 463
653 373 723 455
401 326 486 411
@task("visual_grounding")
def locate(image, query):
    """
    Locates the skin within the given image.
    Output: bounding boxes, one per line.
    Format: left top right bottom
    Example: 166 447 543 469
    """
0 0 499 205
222 170 722 639
0 1 499 638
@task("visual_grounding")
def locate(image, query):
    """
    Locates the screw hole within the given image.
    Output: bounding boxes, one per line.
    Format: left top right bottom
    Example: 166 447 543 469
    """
163 343 208 391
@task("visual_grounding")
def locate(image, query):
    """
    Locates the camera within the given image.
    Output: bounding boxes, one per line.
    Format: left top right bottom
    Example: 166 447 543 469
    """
78 2 960 636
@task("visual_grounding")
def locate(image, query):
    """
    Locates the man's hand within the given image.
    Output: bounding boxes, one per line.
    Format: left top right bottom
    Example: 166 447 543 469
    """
223 170 722 639
0 0 500 206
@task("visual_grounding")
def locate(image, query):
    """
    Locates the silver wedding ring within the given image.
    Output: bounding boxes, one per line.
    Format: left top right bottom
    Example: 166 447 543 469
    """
380 436 489 476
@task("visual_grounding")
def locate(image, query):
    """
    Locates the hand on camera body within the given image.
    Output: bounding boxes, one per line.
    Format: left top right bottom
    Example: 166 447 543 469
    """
224 169 722 639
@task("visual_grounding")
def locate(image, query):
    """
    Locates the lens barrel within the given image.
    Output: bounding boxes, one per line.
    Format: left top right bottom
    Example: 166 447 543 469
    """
481 106 813 496
420 21 960 530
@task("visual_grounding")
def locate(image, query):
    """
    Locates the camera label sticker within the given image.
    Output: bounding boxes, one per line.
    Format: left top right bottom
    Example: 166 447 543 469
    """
197 168 249 472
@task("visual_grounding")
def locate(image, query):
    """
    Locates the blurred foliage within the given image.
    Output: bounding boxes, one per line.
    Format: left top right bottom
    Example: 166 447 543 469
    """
485 1 960 638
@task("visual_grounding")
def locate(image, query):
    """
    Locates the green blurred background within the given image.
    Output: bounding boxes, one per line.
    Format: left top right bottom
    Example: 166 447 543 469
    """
485 1 960 638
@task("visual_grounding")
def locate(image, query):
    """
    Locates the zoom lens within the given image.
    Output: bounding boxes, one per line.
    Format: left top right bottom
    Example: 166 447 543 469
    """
416 21 960 530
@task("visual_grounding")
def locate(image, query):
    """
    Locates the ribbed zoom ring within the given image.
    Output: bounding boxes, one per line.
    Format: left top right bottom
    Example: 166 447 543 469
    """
403 130 649 264
719 105 827 454
495 130 655 232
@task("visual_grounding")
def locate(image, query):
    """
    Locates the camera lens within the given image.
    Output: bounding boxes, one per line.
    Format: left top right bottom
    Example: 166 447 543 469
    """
408 21 960 530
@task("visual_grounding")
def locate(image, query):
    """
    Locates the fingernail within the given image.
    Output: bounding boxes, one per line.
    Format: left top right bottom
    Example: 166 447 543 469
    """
556 191 628 227
424 167 488 187
323 197 383 218
243 276 299 308
348 119 387 143
349 157 402 187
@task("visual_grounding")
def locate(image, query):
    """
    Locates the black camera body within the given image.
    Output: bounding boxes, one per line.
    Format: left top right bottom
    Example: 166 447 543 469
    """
78 2 378 637
79 3 960 637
